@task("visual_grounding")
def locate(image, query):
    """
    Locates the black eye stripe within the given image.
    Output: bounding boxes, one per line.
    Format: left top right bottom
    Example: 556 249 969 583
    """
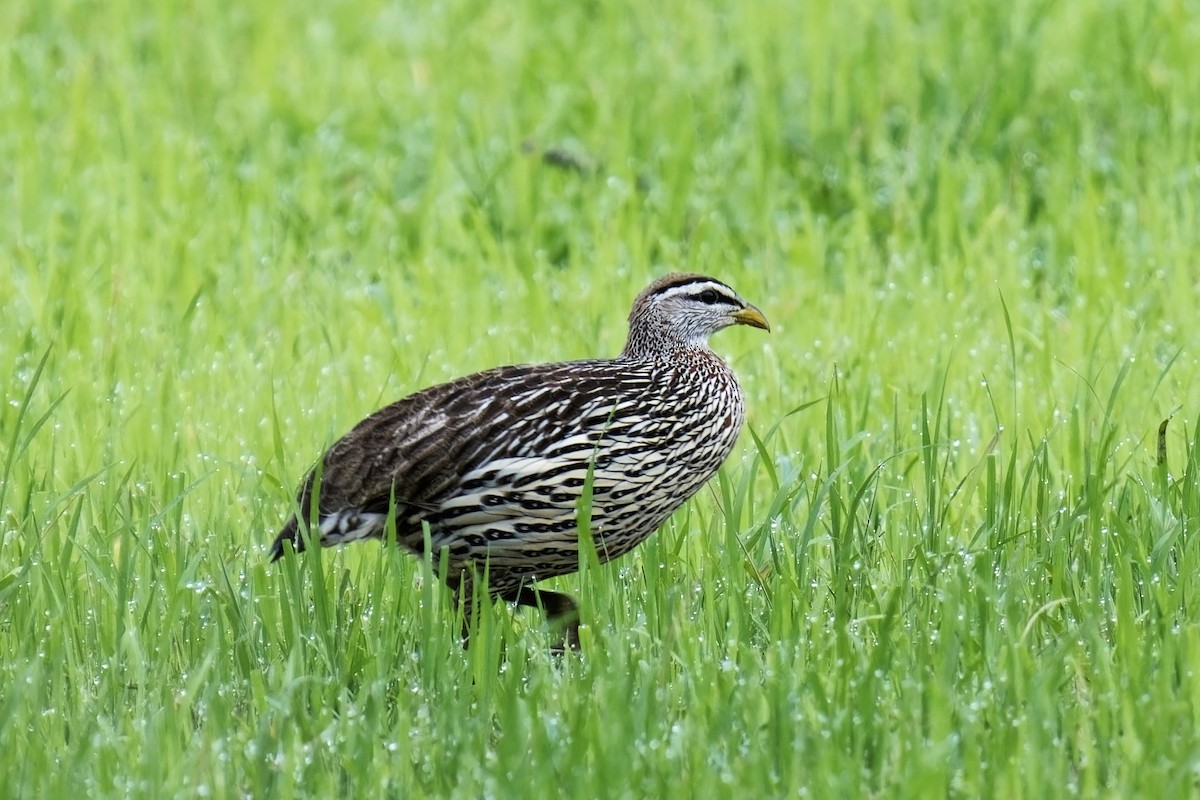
640 275 740 307
686 287 739 307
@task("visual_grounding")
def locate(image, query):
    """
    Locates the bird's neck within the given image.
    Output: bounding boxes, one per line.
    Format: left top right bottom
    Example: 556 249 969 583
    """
620 310 714 361
619 336 713 362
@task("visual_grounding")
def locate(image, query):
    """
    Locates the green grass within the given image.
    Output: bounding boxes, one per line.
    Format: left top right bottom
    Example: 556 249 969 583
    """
3 0 1200 795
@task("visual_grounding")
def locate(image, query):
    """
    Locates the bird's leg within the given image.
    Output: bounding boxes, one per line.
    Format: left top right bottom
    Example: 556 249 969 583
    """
509 586 581 652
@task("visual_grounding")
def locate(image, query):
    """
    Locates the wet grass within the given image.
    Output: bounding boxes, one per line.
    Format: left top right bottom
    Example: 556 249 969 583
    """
3 0 1200 796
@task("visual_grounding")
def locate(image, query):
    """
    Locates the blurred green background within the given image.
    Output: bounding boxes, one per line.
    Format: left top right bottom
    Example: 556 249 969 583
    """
3 0 1200 796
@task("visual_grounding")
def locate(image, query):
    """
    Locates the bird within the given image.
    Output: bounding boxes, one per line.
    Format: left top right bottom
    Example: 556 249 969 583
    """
270 273 769 650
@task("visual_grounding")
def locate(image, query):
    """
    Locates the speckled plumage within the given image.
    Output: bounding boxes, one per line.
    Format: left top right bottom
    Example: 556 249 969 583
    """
270 273 768 648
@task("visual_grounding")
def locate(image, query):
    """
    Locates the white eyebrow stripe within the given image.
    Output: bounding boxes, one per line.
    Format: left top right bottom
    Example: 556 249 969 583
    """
655 282 739 302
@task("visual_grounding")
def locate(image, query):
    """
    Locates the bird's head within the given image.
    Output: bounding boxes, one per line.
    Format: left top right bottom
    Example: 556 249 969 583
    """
622 273 769 359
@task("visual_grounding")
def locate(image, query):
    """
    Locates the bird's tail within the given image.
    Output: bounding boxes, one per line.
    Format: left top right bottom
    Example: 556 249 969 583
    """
268 515 304 561
270 469 320 562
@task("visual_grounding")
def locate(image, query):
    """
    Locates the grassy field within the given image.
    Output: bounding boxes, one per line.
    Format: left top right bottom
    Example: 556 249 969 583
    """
3 0 1200 796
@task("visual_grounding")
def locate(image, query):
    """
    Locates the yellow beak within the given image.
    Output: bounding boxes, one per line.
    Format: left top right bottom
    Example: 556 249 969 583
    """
732 304 770 332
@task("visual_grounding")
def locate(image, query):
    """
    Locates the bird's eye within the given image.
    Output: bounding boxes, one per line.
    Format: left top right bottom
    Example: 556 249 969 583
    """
698 289 720 304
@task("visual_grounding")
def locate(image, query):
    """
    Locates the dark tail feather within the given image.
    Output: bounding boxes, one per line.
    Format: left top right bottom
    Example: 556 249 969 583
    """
269 516 305 562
